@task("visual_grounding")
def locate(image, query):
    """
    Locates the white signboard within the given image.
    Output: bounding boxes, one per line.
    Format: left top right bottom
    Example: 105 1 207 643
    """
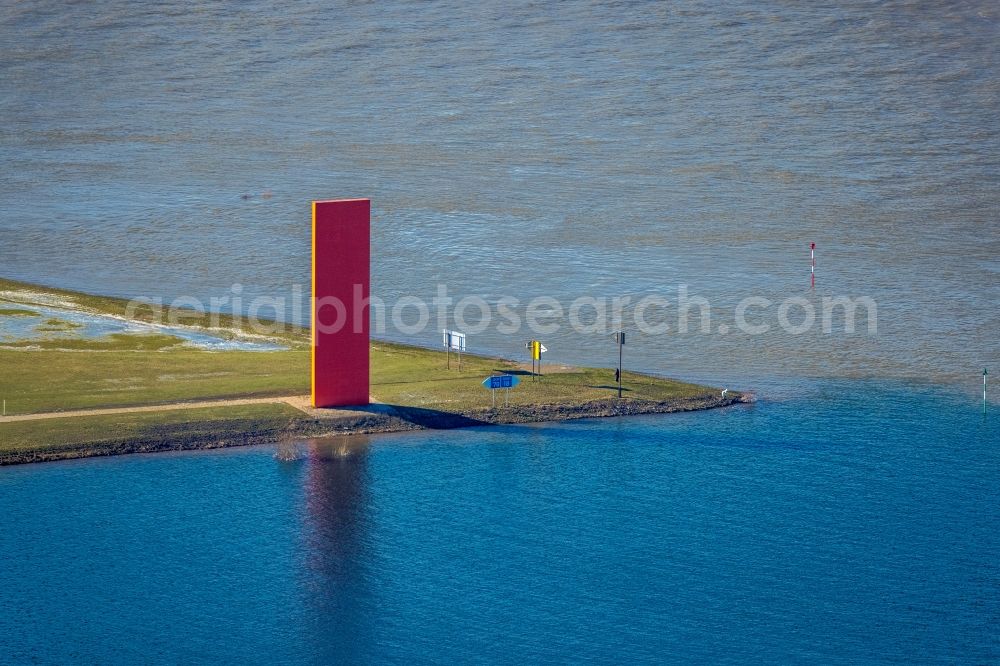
443 329 466 351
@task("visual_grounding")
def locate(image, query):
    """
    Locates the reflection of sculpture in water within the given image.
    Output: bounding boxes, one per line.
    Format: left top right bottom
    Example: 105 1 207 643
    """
301 433 374 661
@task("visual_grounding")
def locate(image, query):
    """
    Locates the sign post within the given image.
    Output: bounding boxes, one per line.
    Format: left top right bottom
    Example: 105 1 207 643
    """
526 340 547 380
614 330 625 399
443 329 466 371
985 368 989 415
482 374 520 408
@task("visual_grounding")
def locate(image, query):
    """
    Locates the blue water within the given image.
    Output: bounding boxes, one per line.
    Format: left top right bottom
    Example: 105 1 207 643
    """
2 383 997 663
2 1 999 661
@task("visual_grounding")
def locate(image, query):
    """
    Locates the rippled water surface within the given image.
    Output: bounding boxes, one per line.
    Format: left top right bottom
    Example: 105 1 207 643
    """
1 384 997 663
2 3 999 663
1 0 997 389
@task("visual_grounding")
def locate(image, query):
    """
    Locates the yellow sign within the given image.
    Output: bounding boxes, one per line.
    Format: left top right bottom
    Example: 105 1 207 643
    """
531 340 541 361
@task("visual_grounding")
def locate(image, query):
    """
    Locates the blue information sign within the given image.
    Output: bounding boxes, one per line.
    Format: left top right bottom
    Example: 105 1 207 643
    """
482 375 520 390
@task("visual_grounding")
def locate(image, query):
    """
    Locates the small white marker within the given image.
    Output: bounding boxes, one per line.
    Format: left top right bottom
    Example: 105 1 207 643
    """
811 242 816 289
721 389 728 398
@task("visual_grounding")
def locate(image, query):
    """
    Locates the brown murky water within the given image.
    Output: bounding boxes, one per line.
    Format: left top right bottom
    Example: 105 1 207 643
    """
2 0 997 392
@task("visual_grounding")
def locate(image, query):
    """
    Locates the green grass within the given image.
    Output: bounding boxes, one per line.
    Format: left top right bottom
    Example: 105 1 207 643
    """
0 341 711 416
3 333 190 351
34 318 83 332
0 348 310 414
368 341 712 411
0 278 719 459
0 403 301 453
0 308 37 317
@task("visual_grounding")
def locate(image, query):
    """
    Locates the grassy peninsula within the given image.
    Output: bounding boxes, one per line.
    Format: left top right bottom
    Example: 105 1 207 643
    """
0 278 748 465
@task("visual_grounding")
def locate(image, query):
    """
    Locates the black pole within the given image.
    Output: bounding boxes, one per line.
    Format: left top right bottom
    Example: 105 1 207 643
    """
617 337 623 398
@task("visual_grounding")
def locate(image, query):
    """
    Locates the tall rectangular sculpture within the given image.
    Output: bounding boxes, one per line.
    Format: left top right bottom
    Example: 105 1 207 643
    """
312 198 370 407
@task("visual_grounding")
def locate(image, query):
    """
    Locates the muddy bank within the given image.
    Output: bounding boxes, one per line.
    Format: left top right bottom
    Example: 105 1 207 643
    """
1 393 753 466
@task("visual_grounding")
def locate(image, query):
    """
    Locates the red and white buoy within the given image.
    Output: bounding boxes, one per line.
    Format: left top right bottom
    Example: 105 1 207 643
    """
810 242 816 289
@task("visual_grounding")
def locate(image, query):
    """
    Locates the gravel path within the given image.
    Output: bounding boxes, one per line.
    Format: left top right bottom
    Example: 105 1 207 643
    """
0 396 315 423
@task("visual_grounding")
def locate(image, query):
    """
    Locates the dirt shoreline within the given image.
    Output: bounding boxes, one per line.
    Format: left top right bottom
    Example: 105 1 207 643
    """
0 393 752 466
